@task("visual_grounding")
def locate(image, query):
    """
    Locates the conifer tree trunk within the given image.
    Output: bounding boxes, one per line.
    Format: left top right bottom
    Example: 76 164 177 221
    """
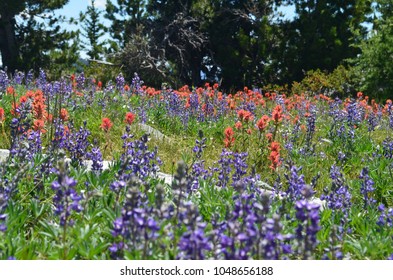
0 10 18 71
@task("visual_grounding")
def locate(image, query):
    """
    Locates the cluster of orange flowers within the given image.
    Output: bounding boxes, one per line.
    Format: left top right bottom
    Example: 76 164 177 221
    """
224 127 235 148
268 142 281 170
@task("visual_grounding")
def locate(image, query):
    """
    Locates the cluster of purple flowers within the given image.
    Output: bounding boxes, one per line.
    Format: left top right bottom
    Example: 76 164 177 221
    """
0 70 9 92
377 204 393 228
190 133 208 190
0 172 11 232
115 73 125 92
359 167 376 208
177 202 212 259
64 122 91 166
214 149 250 189
87 145 103 172
295 200 320 259
110 177 160 259
119 130 162 182
321 165 352 212
51 162 83 227
284 165 307 200
131 73 143 95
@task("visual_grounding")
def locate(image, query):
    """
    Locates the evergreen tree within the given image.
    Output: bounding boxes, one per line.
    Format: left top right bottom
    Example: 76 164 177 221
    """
104 0 147 52
80 0 107 60
0 0 78 74
280 0 372 84
351 0 393 98
205 0 281 89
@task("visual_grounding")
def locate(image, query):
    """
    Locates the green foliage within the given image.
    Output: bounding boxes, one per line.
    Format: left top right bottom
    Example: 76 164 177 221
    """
351 0 393 99
104 0 147 52
280 0 372 84
291 65 355 97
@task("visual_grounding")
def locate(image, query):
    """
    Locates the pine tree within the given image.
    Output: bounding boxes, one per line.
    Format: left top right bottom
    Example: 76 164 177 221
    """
280 0 372 84
80 0 107 60
0 0 78 73
104 0 147 52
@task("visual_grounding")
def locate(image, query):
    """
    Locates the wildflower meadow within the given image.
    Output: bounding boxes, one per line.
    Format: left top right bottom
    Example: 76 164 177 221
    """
1 70 393 260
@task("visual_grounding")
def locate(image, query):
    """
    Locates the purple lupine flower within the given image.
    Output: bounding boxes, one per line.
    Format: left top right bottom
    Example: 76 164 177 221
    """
305 105 317 143
359 167 376 208
51 163 83 227
27 130 42 159
295 200 321 259
36 69 47 89
346 100 364 126
177 202 212 259
119 134 162 182
0 69 9 93
25 70 34 88
115 73 125 92
87 146 103 172
131 72 143 95
76 72 86 90
367 111 379 132
321 165 352 212
386 102 393 130
109 180 126 194
261 214 293 259
232 152 248 186
190 133 208 190
285 165 307 200
338 151 346 162
12 71 24 85
217 149 233 188
64 122 91 166
0 166 27 232
376 203 393 228
110 177 160 259
382 137 393 161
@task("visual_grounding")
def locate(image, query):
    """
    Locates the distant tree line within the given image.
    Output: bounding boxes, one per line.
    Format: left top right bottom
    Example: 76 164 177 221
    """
0 0 392 97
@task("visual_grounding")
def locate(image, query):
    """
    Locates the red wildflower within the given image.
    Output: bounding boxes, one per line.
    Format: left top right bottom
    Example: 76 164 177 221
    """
256 115 270 131
269 142 281 170
45 112 53 123
237 109 254 122
60 108 69 121
246 128 252 135
270 141 280 153
124 85 130 91
97 81 103 89
125 112 136 125
19 95 28 103
101 118 113 132
0 108 5 122
235 121 242 130
224 127 235 148
33 119 46 133
272 105 283 123
6 86 15 95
